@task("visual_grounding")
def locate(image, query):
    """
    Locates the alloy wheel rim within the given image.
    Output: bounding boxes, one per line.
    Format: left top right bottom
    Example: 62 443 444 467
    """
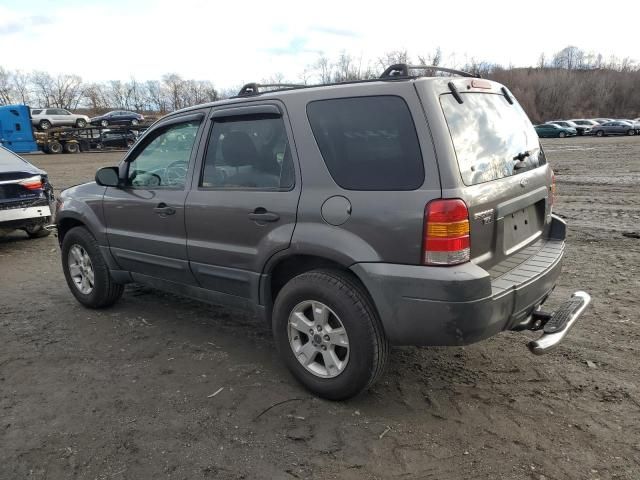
68 244 95 294
287 300 350 378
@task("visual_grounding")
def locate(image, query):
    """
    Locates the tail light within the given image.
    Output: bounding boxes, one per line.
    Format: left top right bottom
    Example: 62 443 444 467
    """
19 175 44 190
423 199 470 266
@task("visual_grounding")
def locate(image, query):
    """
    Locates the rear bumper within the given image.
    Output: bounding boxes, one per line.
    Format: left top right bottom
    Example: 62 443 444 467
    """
0 204 51 224
352 215 568 346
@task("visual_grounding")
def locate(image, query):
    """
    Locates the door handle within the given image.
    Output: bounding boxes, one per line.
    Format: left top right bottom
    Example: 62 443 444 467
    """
248 208 280 223
153 202 176 216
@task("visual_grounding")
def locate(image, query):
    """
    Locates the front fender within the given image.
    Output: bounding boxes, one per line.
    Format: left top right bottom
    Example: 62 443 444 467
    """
57 182 107 245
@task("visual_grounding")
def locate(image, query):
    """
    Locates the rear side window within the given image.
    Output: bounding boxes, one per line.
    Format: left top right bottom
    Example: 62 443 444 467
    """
440 93 543 186
307 96 424 191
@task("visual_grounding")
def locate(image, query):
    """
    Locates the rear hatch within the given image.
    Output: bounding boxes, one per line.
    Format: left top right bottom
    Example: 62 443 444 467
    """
419 79 553 270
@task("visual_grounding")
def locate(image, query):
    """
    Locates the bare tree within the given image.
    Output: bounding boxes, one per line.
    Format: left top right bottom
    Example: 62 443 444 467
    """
0 67 11 104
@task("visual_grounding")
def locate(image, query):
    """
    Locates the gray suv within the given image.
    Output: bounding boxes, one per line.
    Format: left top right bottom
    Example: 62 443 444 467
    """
55 65 590 399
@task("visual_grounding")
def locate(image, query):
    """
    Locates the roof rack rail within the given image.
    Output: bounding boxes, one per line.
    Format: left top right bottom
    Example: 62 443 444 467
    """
237 82 306 97
380 64 479 79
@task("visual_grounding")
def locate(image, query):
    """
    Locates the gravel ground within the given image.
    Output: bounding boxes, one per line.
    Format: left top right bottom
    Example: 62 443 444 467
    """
1 137 639 479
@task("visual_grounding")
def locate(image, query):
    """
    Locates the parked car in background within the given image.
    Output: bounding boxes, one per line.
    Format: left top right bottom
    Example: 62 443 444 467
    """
98 130 137 149
0 145 53 238
570 119 599 128
31 108 90 130
535 123 577 138
592 118 613 124
90 111 144 127
547 120 591 136
592 120 636 136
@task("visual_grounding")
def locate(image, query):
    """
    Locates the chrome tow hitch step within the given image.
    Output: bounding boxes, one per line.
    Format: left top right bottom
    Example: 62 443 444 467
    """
528 291 591 355
44 224 58 232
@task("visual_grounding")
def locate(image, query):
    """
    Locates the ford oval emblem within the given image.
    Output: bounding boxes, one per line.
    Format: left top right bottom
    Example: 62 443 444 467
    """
520 177 529 188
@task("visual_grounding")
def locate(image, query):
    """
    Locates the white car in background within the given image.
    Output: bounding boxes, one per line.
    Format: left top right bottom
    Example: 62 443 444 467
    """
30 108 90 130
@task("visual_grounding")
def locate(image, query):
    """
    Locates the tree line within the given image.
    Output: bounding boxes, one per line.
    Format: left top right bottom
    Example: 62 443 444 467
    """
1 45 638 123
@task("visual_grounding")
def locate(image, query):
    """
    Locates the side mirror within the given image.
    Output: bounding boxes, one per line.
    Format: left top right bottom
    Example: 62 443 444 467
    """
95 166 120 187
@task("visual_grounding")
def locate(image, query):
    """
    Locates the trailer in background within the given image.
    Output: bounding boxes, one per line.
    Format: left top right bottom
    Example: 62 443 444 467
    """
0 105 149 154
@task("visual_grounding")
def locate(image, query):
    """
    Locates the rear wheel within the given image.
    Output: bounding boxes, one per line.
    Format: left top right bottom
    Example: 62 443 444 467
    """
61 226 124 308
628 129 635 136
64 142 79 153
39 120 52 130
100 119 109 127
131 119 139 126
272 269 388 400
75 119 87 128
48 141 63 154
558 131 566 138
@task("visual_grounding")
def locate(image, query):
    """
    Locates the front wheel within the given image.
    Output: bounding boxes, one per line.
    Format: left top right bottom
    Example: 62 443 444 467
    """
61 226 124 308
272 269 388 400
130 119 139 126
628 129 636 136
596 130 605 137
75 119 87 128
558 131 566 138
100 120 109 127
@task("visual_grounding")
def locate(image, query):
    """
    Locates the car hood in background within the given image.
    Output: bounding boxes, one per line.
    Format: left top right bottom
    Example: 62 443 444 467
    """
0 148 46 176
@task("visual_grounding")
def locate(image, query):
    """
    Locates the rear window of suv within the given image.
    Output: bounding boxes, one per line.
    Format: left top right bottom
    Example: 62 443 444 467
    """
307 96 424 191
440 93 544 186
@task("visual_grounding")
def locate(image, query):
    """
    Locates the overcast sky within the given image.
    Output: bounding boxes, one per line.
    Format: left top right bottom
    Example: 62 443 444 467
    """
1 0 638 88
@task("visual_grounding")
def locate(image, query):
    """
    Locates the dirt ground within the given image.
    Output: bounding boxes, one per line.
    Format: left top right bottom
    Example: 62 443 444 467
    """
1 137 639 479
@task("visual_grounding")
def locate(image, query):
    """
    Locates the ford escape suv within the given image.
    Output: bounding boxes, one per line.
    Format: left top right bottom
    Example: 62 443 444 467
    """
55 64 590 400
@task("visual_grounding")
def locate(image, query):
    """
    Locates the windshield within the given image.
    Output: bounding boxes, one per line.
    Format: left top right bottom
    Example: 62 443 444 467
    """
440 92 544 186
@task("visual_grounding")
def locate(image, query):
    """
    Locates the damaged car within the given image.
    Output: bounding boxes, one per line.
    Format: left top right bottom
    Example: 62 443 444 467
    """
0 145 54 238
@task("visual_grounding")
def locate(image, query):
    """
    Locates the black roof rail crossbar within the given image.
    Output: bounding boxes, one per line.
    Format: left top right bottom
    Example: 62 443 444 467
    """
380 64 478 79
237 83 306 96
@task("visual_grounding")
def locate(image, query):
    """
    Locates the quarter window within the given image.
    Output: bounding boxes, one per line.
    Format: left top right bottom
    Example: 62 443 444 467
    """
126 120 200 189
306 96 424 191
200 115 294 190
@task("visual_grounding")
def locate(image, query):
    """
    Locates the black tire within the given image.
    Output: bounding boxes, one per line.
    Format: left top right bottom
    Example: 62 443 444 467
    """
100 119 109 127
558 131 566 138
130 119 139 126
596 130 604 137
627 129 635 136
75 119 87 128
61 226 124 308
48 141 63 154
64 142 79 154
39 120 52 130
24 223 50 238
272 269 388 400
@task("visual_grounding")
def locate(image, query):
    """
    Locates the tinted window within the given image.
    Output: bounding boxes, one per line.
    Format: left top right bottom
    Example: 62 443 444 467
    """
31 109 42 115
127 120 200 189
307 96 424 191
200 115 294 190
440 93 544 186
